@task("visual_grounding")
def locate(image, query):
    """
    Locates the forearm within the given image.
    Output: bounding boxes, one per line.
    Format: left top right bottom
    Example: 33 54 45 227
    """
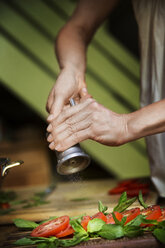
126 99 165 142
55 22 88 76
55 0 119 76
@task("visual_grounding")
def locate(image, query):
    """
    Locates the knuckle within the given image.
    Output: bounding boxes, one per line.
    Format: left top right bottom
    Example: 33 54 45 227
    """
89 100 99 110
91 111 99 122
72 132 79 143
67 124 74 136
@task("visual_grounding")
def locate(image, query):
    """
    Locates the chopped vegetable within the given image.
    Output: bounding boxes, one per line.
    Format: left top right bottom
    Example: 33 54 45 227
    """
91 212 107 222
13 192 165 247
31 216 70 237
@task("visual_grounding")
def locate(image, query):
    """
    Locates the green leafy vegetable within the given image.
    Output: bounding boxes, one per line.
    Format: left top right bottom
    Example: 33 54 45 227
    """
70 219 87 235
153 228 165 244
70 197 90 202
112 212 122 225
60 233 89 247
120 216 127 226
124 225 143 238
138 190 148 208
14 237 39 245
87 218 105 233
0 208 15 215
98 201 108 214
0 191 17 203
114 192 136 212
13 218 39 229
98 224 124 240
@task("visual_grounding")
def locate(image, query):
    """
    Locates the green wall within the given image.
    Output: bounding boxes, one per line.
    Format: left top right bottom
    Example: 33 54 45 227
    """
0 0 150 178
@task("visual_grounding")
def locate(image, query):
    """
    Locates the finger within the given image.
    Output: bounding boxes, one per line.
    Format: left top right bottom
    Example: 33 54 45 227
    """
47 124 53 132
46 88 54 113
50 95 65 119
49 141 55 150
47 134 53 143
52 108 91 137
54 98 94 127
55 128 91 151
79 87 88 97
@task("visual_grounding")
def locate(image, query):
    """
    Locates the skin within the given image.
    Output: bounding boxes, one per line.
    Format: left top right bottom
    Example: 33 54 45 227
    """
46 0 165 152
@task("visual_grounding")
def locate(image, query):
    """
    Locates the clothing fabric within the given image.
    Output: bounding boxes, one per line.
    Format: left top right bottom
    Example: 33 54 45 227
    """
133 0 165 197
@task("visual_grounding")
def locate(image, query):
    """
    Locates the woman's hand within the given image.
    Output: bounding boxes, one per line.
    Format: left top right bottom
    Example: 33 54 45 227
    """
47 98 129 151
46 68 88 120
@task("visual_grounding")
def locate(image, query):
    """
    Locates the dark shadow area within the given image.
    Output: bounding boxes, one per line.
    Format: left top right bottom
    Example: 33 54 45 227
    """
106 0 139 59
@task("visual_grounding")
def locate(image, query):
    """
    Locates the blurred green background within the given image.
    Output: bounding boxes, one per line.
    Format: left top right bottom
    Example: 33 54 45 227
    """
0 0 150 179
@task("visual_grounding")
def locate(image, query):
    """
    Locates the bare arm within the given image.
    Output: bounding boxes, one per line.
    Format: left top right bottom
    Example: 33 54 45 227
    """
126 99 165 142
46 0 119 118
47 98 165 151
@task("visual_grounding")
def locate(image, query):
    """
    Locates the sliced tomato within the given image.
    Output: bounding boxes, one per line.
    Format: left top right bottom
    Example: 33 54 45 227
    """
56 224 74 238
157 208 165 222
31 216 70 237
126 188 149 197
81 216 91 231
91 212 107 222
140 205 162 226
122 207 140 225
106 212 123 224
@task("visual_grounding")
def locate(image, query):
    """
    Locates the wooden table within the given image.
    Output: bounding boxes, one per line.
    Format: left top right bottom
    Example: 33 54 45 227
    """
0 179 164 248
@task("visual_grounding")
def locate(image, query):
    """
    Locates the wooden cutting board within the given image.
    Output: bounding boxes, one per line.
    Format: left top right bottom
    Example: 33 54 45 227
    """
0 179 158 224
2 229 163 248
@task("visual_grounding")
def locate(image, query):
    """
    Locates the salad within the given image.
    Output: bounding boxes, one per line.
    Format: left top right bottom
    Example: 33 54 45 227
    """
13 191 165 247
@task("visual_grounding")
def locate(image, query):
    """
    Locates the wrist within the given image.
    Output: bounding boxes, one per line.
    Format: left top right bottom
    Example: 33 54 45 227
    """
61 65 85 81
125 111 146 143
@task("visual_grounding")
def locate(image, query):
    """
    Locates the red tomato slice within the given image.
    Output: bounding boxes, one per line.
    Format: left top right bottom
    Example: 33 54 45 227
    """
91 212 107 222
31 216 70 237
81 216 91 231
56 224 74 238
140 205 162 226
126 188 149 197
106 212 123 224
122 207 140 225
157 208 165 222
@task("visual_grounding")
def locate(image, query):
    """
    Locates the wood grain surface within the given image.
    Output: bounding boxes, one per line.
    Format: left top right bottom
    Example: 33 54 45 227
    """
1 229 164 248
0 179 158 224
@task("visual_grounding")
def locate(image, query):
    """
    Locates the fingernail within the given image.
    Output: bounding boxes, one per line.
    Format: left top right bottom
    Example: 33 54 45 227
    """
47 134 51 142
47 114 53 121
49 142 54 149
55 144 61 151
47 124 52 132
